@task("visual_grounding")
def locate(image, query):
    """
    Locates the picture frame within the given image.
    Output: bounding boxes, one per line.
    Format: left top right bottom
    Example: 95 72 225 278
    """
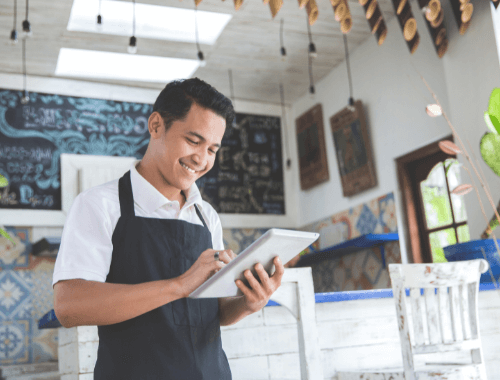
295 103 330 190
330 100 377 197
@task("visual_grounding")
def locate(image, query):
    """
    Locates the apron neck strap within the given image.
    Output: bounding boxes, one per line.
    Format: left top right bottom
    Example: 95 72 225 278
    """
118 171 135 217
194 204 208 229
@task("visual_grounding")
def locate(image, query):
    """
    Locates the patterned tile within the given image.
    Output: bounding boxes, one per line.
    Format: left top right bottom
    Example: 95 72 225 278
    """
0 319 30 364
362 250 383 285
31 321 58 363
0 228 31 269
29 258 56 321
0 270 32 320
356 205 379 235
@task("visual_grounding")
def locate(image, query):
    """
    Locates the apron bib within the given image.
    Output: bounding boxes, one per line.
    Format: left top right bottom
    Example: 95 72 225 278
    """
93 170 232 380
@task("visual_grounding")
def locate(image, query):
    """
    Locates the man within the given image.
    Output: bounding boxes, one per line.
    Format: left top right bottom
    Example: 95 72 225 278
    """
52 78 285 379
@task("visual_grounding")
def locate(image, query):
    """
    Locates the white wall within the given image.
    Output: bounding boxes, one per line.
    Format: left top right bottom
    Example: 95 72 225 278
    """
0 72 299 229
441 0 500 240
291 0 500 260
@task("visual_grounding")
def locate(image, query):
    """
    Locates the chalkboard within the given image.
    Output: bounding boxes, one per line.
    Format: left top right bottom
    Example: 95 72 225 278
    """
197 113 285 214
0 89 285 214
0 89 151 210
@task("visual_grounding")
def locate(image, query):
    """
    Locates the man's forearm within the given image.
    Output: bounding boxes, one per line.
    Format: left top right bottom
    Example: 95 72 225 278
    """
218 297 254 326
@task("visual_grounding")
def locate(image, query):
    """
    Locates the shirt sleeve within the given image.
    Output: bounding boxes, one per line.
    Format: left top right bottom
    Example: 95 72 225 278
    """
52 191 113 288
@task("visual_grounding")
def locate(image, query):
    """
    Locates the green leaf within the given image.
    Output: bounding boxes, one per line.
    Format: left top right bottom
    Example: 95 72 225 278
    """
0 175 8 188
480 132 500 177
485 112 500 134
0 228 16 246
488 88 500 120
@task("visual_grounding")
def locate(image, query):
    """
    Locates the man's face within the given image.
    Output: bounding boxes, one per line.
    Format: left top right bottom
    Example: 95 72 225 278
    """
152 102 226 191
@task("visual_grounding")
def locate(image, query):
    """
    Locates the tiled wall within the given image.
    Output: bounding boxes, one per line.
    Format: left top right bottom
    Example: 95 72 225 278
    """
299 192 401 292
0 192 399 366
0 227 58 366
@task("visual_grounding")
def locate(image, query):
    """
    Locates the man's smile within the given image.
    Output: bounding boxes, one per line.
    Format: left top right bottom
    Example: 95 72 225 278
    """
180 161 201 174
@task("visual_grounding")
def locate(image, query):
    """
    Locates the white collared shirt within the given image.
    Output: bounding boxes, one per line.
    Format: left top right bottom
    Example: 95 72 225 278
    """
52 160 224 288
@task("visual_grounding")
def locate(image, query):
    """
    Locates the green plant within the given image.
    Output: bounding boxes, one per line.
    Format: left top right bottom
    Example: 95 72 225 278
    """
0 174 16 245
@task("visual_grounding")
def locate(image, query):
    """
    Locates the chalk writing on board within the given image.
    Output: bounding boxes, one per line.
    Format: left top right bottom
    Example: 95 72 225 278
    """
197 113 285 214
0 90 151 210
0 89 285 214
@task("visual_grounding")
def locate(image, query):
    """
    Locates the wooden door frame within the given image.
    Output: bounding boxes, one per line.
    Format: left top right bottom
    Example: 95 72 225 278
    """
395 135 454 263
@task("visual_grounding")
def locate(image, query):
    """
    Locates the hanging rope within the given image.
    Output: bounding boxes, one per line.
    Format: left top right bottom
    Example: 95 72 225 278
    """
279 83 292 168
228 69 235 101
280 18 285 48
13 0 17 30
308 55 314 93
343 34 353 102
22 37 28 100
25 0 29 21
132 0 136 36
195 5 201 53
306 14 313 44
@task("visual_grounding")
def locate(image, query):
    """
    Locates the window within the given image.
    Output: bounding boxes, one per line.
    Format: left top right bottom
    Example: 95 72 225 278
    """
396 136 470 263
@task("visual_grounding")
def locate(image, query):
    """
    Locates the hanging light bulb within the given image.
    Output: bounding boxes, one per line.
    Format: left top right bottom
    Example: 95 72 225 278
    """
127 0 137 53
426 104 442 117
347 97 355 112
128 36 137 54
10 0 18 44
197 50 206 67
20 90 29 104
280 19 287 61
10 30 18 45
306 15 317 59
22 0 31 38
96 0 103 29
22 19 31 38
308 42 317 58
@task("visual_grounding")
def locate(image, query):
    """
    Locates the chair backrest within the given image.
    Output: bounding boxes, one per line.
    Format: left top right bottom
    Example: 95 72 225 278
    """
388 259 488 379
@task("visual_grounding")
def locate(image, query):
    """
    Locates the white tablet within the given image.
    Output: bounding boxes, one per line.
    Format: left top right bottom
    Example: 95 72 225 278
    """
188 228 319 298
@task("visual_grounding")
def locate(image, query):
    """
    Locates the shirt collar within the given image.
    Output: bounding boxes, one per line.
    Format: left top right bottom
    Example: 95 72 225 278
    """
130 160 204 214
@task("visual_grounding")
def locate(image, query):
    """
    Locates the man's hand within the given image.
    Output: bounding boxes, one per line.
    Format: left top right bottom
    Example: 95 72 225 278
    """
235 256 285 314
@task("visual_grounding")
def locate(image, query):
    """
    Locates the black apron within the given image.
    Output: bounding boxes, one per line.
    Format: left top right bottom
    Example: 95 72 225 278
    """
93 170 232 380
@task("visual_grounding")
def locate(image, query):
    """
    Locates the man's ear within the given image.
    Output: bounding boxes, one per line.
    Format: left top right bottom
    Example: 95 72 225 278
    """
148 112 164 139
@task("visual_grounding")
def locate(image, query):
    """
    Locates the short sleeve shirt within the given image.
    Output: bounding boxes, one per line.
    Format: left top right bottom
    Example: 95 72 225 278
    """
52 160 224 288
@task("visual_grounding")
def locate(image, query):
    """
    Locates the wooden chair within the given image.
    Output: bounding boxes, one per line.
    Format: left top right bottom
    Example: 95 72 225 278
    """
388 259 489 380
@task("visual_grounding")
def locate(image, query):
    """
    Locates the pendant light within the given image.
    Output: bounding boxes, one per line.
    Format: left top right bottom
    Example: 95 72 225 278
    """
308 55 315 98
195 5 206 67
22 0 31 38
306 14 317 58
343 34 355 112
20 38 29 104
96 0 102 29
10 0 18 45
228 69 238 129
128 0 137 54
280 18 287 61
279 83 292 169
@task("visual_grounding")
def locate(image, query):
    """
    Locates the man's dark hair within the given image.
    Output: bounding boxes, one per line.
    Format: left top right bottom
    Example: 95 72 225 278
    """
153 77 235 133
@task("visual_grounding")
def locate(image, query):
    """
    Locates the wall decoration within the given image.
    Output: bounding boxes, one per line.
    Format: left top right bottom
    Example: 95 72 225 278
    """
416 0 449 58
0 89 285 214
448 0 473 35
331 0 353 34
330 100 377 197
391 0 420 54
295 104 329 190
359 0 388 45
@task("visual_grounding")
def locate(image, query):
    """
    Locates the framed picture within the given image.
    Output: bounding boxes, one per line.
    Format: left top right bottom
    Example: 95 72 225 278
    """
295 104 329 190
330 100 377 197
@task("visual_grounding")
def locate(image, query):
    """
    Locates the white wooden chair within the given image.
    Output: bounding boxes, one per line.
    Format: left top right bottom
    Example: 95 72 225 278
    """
337 259 489 380
389 259 489 380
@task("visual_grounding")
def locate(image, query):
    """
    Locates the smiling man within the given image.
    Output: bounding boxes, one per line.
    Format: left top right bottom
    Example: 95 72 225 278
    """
52 78 285 380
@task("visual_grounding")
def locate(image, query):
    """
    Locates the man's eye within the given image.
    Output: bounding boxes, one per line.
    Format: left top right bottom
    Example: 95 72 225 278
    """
187 139 199 145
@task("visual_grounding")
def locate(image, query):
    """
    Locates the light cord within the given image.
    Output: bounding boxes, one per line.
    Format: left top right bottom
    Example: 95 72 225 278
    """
22 38 27 93
279 83 292 166
25 0 28 20
195 5 201 52
280 18 285 47
229 69 235 101
306 14 313 43
132 0 136 36
308 55 314 89
343 34 353 100
13 0 17 30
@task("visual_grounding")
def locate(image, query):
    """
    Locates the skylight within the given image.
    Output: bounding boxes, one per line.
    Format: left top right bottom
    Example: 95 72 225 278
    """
67 0 232 45
55 48 200 83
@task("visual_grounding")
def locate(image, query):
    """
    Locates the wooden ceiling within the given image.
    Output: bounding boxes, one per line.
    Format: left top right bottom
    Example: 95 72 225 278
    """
0 0 396 105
